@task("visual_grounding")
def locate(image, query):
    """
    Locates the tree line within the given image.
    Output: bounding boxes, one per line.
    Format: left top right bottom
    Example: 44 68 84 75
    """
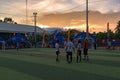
0 17 17 24
96 20 120 39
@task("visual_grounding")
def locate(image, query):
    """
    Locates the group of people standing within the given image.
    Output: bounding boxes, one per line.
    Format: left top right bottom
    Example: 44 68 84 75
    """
55 38 89 63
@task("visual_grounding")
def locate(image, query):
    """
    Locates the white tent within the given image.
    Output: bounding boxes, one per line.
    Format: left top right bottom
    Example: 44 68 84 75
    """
0 22 43 34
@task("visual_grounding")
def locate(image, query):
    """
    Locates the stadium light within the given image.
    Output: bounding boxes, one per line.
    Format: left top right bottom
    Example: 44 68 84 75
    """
86 0 89 38
33 12 37 48
26 0 28 24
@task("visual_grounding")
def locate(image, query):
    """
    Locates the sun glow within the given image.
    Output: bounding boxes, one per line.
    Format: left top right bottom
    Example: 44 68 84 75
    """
63 24 86 30
38 23 109 33
38 24 50 28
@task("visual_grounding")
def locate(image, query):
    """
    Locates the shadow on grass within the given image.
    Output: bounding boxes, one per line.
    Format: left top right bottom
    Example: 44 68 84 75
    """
1 51 120 68
0 57 119 80
90 53 120 58
88 58 120 68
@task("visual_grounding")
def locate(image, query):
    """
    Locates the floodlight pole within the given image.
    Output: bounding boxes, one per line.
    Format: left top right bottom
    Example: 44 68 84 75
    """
33 12 37 48
107 22 110 40
86 0 89 38
26 0 28 24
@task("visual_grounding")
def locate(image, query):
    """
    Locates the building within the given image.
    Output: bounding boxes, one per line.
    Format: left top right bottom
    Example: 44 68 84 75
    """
0 22 43 33
0 22 43 49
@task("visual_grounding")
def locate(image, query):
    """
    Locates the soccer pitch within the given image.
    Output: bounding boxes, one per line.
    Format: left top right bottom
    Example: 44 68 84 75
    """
0 48 120 80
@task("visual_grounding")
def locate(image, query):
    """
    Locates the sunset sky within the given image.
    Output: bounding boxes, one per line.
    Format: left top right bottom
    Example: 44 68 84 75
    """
0 0 120 32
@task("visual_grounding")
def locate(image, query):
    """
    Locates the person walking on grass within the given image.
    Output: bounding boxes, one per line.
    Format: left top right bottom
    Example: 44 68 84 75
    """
55 40 60 62
76 40 82 63
83 38 89 61
66 39 74 63
2 41 5 51
16 42 19 51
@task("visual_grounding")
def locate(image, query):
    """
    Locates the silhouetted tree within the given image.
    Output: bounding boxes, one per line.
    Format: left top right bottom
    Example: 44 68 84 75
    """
115 20 120 39
109 30 115 39
96 32 107 39
115 21 120 34
0 19 2 22
3 17 17 24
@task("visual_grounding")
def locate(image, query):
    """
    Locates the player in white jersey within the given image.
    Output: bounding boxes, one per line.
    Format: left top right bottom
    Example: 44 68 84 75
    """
66 39 74 63
76 40 82 63
55 40 60 62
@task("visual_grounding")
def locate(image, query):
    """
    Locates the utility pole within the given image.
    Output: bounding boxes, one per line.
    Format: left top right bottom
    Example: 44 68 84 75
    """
86 0 89 38
26 0 28 24
33 12 37 48
107 22 110 40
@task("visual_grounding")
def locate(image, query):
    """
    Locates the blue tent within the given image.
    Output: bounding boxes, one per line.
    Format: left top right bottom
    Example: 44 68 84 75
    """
73 32 96 45
0 34 5 42
55 33 65 42
7 33 32 48
49 32 65 48
7 33 28 44
0 37 5 49
0 37 5 42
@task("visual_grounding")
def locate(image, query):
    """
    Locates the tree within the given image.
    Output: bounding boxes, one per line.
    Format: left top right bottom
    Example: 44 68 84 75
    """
109 30 115 39
115 21 120 34
0 19 2 22
4 17 12 23
3 17 17 24
96 32 107 39
115 21 120 39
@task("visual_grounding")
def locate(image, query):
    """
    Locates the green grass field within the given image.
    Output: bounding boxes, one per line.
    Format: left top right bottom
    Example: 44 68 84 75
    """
0 48 120 80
